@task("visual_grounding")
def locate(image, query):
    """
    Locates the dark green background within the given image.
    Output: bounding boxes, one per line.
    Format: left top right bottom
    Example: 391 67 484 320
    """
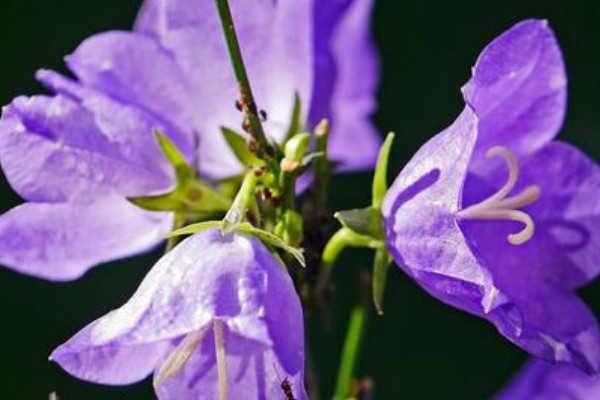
0 0 599 398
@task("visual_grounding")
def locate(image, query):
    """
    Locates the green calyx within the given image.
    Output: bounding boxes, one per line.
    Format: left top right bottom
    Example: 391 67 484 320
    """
129 131 232 216
168 220 305 267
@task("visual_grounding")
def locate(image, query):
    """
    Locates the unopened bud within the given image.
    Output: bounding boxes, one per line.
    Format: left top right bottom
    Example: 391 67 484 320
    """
315 119 329 138
281 158 300 173
284 132 311 163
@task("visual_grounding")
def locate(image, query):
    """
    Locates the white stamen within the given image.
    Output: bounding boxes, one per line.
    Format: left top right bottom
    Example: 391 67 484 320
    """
214 319 228 400
154 324 212 387
496 185 541 210
457 146 541 245
484 146 519 203
466 209 535 245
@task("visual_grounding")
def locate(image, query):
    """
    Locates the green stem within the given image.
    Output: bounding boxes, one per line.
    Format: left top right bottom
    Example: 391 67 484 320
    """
333 303 368 400
316 228 374 294
222 171 258 233
214 0 269 149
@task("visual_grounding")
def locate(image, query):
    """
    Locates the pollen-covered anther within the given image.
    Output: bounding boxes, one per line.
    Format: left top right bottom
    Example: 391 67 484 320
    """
457 146 542 245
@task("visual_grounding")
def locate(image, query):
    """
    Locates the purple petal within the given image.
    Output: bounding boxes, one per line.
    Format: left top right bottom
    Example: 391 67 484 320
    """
0 94 172 202
134 0 166 35
135 0 313 179
382 107 490 315
51 337 170 386
52 229 306 390
36 68 185 175
493 360 600 400
459 142 600 373
310 0 381 171
462 20 567 176
66 31 195 158
0 195 172 281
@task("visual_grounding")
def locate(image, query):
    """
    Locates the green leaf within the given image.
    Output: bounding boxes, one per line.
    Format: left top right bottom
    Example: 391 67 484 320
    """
372 132 395 209
372 245 392 315
284 92 302 142
237 222 306 267
334 207 382 239
221 127 261 167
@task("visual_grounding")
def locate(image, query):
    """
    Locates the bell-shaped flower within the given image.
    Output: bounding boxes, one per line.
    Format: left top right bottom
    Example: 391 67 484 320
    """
383 19 600 373
0 0 380 280
51 228 308 399
493 360 600 400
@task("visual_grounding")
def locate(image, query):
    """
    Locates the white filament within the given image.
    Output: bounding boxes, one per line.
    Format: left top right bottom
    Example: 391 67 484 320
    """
154 323 212 387
457 146 541 245
214 319 228 400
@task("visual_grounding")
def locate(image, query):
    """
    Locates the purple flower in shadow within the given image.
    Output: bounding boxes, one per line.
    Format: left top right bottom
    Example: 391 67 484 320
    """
494 360 600 400
383 20 600 373
0 0 380 280
51 228 307 399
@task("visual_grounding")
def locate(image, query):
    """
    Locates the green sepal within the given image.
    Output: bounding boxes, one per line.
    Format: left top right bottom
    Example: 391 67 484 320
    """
168 221 305 267
130 179 231 214
131 132 232 214
218 175 244 199
334 207 382 239
166 220 224 237
221 127 262 167
300 152 324 169
155 130 193 185
237 222 305 267
372 132 395 209
222 171 258 234
284 152 324 178
372 245 393 315
316 227 380 295
274 209 304 248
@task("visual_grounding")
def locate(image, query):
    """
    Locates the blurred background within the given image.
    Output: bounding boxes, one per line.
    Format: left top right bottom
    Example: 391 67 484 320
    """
0 0 599 398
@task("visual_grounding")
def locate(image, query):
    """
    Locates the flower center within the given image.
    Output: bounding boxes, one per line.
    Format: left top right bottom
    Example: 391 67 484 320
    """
457 146 541 245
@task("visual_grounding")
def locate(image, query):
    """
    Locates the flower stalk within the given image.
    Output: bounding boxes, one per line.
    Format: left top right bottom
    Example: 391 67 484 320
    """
314 119 331 210
333 298 368 400
214 0 269 150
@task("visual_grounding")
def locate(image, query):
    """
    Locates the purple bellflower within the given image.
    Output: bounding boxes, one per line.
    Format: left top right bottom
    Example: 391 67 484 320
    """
493 360 600 400
0 0 380 280
51 228 308 399
382 19 600 373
